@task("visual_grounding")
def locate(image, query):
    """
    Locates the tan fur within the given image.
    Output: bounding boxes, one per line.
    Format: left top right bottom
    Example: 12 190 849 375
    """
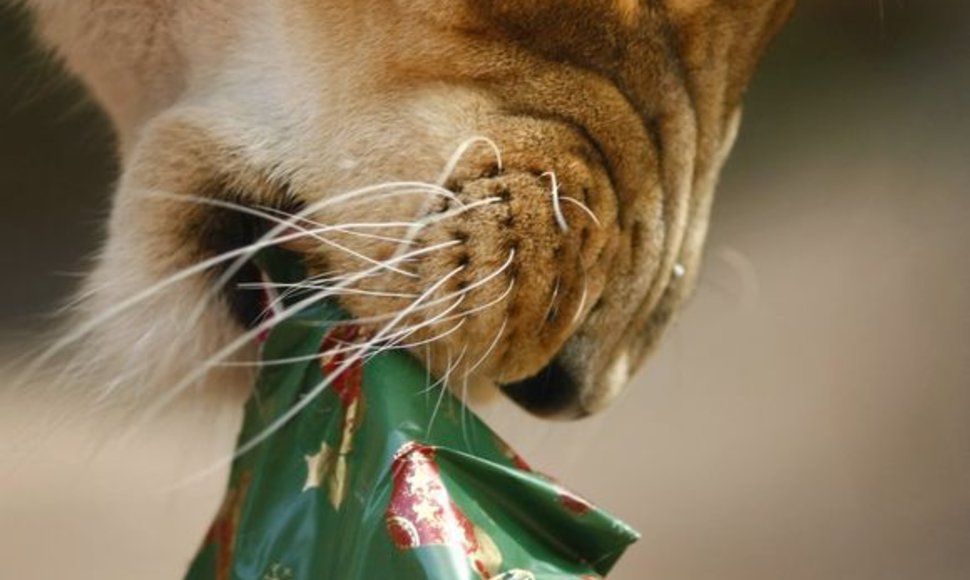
24 0 793 418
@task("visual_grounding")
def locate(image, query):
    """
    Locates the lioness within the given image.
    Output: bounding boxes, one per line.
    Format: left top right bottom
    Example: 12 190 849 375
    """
22 0 792 413
14 0 792 571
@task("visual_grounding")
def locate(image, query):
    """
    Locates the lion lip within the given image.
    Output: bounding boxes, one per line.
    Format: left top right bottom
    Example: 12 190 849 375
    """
499 359 591 421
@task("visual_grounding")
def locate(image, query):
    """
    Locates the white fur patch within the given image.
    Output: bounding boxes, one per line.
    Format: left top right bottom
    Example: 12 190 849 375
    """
583 350 631 414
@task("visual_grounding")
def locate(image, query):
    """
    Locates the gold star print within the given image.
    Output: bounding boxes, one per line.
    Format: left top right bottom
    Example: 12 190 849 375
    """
406 464 439 495
303 443 334 492
413 499 440 524
263 563 294 580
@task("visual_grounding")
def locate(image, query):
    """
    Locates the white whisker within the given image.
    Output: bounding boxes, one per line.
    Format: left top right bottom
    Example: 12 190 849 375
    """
157 194 420 278
390 319 467 351
424 344 433 399
541 171 569 233
460 373 470 446
417 349 456 397
433 277 515 328
559 195 602 228
463 316 509 380
541 276 562 332
427 345 467 436
237 282 419 300
435 136 504 186
326 228 420 246
573 260 590 327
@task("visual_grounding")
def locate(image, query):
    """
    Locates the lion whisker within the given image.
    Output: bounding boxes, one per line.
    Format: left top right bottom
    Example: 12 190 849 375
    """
385 318 467 352
463 315 509 381
559 195 602 228
435 135 504 186
541 276 562 334
541 171 570 233
237 281 420 300
432 278 515 329
427 345 467 436
572 259 590 328
159 193 421 278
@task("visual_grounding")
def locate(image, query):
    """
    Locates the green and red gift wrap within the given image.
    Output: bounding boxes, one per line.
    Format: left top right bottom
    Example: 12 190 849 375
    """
186 251 639 579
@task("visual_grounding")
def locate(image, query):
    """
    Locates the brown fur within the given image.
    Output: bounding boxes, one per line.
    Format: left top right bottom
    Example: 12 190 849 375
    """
25 0 794 418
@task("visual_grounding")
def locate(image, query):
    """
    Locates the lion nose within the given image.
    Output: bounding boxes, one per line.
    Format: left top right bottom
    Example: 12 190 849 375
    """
500 358 589 420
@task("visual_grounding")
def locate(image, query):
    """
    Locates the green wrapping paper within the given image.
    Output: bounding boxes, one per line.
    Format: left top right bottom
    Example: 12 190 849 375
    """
187 251 639 580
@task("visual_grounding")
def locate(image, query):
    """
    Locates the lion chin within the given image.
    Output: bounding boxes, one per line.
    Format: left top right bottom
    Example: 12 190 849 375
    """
23 0 793 420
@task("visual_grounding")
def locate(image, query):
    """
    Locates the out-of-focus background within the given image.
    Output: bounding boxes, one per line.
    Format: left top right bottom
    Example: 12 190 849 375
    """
2 2 969 579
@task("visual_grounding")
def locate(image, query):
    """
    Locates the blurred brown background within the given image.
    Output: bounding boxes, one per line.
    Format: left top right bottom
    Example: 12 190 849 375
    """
2 2 969 579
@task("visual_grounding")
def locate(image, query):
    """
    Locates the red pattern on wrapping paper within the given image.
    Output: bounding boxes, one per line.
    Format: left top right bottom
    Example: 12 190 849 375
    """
385 442 501 579
492 433 533 473
315 325 367 509
532 471 594 517
202 472 252 580
556 487 593 516
319 326 364 406
385 442 471 548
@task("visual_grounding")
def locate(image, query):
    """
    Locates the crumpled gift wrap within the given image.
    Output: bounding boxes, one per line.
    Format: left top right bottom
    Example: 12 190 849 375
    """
186 252 639 580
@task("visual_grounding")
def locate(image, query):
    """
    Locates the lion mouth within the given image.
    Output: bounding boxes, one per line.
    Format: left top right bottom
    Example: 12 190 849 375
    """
183 113 621 419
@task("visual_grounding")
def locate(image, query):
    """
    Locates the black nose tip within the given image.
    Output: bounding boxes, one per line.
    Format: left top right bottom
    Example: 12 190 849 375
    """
500 360 588 420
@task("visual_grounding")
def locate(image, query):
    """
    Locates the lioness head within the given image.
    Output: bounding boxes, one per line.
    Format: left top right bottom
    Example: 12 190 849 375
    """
29 0 793 418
